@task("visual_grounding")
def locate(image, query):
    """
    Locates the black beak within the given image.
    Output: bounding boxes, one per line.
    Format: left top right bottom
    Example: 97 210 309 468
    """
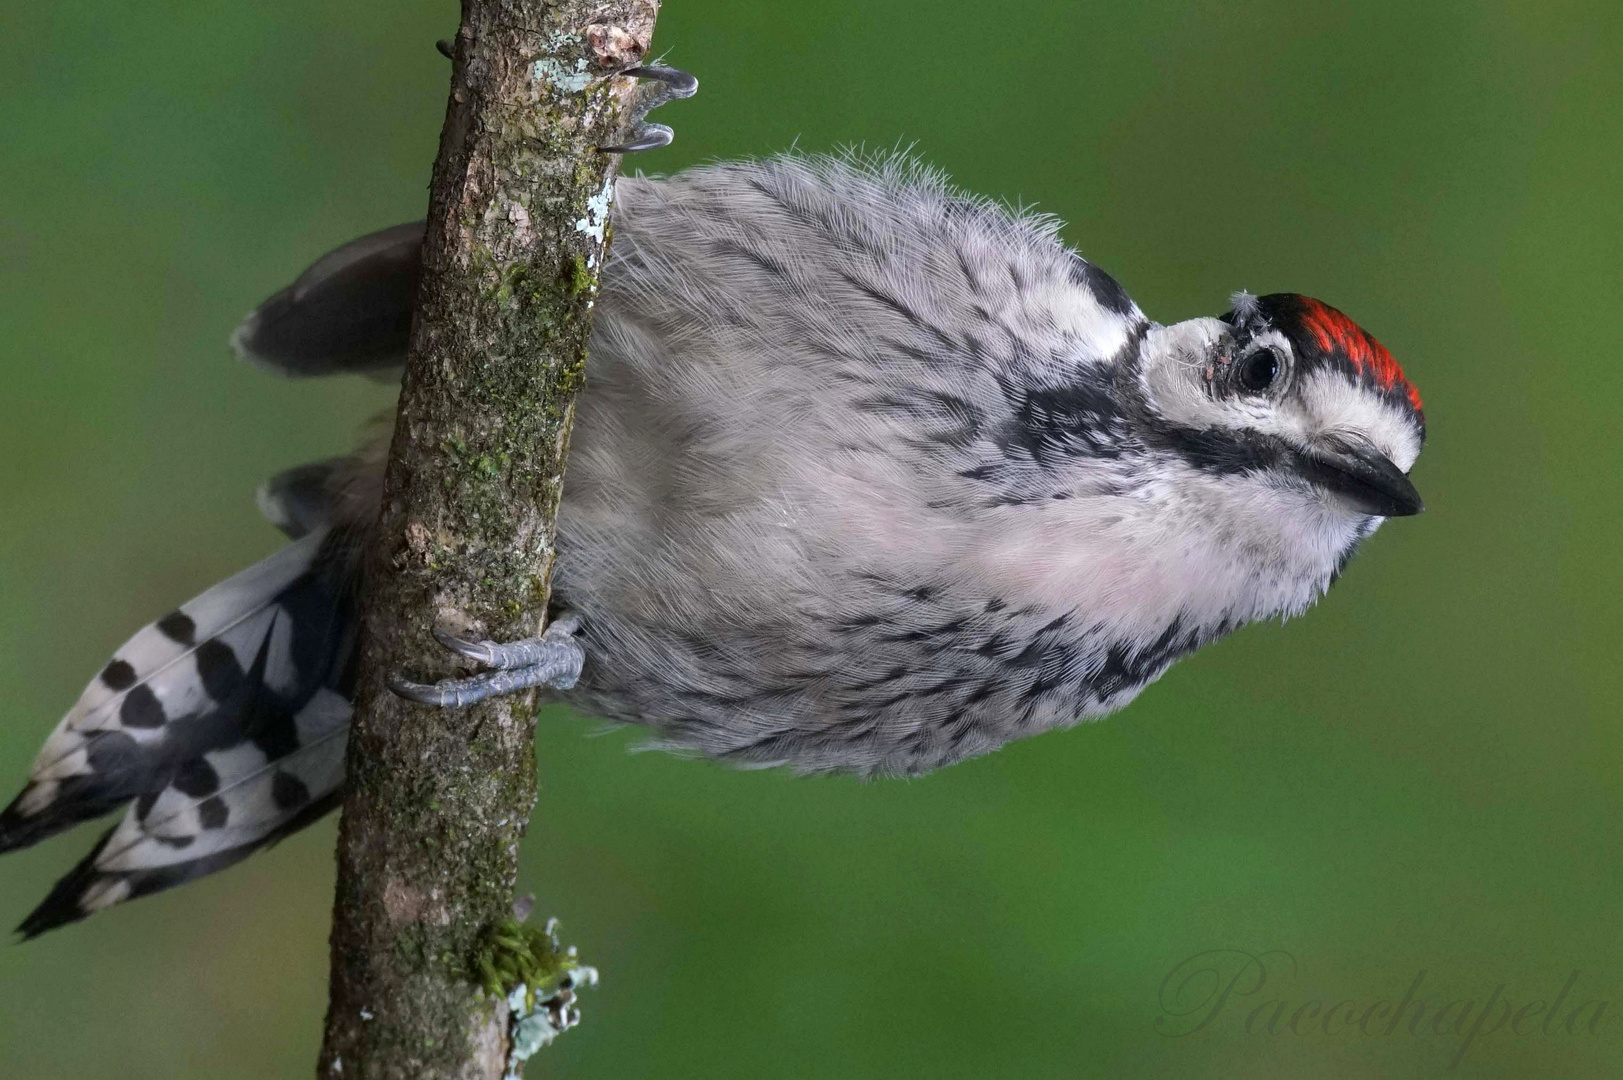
1296 439 1424 517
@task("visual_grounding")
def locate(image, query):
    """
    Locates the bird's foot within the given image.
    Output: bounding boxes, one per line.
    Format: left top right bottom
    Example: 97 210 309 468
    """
434 38 694 154
389 612 585 707
597 65 698 153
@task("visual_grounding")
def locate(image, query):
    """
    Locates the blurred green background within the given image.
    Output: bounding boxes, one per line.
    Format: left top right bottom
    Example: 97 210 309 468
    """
2 1 1620 1076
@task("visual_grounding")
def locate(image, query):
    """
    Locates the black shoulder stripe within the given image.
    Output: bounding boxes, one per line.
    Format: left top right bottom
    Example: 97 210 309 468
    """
1067 254 1137 317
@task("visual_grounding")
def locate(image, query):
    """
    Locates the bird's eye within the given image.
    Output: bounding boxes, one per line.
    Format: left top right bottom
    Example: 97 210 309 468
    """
1238 349 1279 393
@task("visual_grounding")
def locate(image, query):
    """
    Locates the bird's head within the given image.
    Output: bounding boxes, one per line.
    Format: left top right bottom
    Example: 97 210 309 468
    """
1115 292 1425 616
1138 292 1425 523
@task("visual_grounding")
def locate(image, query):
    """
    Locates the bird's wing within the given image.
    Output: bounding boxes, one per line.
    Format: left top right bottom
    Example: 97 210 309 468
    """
230 221 424 378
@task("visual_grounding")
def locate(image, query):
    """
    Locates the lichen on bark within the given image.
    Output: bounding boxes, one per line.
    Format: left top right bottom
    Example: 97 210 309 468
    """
317 2 663 1077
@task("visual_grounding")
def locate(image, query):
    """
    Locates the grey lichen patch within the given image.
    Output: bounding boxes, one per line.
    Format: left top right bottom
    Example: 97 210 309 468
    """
533 55 593 94
531 28 594 96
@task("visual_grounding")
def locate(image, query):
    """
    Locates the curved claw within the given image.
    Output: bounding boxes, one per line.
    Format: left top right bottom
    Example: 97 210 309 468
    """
599 123 674 154
389 671 499 708
389 666 576 707
432 624 499 667
388 612 587 707
597 64 695 154
430 613 584 670
621 65 699 99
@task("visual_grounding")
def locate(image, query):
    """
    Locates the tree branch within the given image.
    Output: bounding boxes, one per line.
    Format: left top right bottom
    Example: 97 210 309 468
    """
318 3 662 1076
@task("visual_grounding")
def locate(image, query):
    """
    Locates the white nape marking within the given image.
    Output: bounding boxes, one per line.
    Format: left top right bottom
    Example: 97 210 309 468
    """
1025 277 1137 366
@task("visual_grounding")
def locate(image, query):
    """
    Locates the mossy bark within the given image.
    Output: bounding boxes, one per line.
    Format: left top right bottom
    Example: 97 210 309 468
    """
317 2 662 1077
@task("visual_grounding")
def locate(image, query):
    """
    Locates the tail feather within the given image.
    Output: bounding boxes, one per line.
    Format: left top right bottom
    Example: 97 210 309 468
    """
93 692 351 873
22 534 324 785
16 790 343 939
2 529 361 935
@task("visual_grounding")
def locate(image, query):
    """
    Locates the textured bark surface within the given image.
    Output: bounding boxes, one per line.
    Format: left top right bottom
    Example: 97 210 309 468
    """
318 2 661 1077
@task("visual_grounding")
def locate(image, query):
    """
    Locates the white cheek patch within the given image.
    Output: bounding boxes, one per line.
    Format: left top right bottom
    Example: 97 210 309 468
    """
1295 369 1423 471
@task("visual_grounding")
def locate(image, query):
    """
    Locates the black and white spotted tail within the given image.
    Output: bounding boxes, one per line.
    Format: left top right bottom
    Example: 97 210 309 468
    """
0 531 359 937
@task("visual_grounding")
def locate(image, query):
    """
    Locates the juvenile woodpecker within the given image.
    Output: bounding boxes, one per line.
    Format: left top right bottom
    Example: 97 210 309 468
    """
0 147 1424 934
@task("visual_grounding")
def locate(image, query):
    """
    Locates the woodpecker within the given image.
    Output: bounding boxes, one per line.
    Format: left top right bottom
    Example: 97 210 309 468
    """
0 146 1424 934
